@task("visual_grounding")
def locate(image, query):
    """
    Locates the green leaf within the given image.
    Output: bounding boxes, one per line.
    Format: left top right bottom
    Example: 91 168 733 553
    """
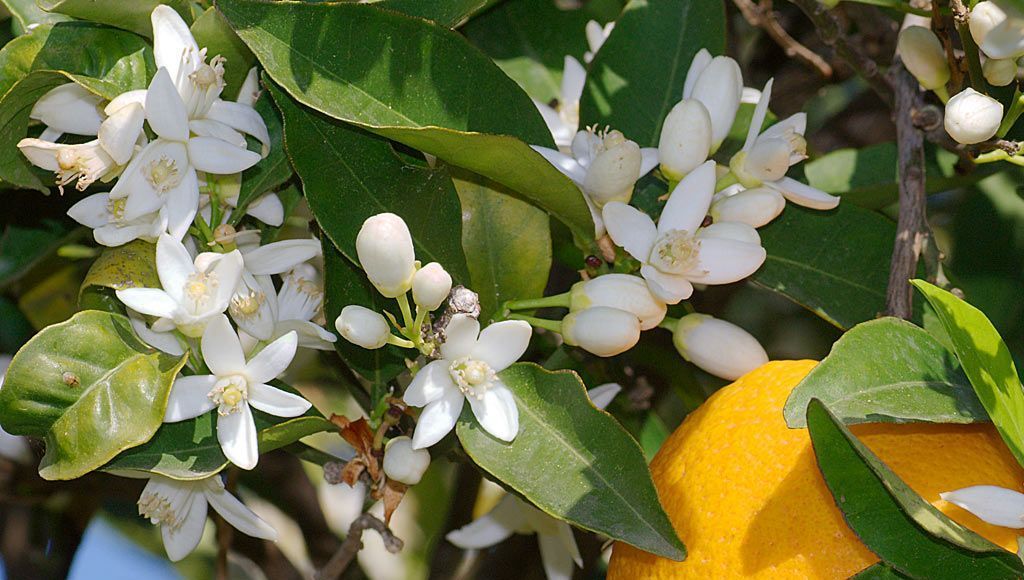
78 240 158 301
37 0 193 36
233 77 291 219
190 6 254 100
452 171 552 322
217 0 595 241
104 381 335 480
457 363 686 560
751 204 896 330
269 82 469 282
1 0 70 35
785 317 986 428
0 311 188 480
0 218 76 290
579 0 727 147
377 0 503 28
806 399 1024 577
912 280 1024 470
852 563 912 579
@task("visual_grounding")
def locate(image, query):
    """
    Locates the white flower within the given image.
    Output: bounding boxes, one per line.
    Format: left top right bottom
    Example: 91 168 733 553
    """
17 138 120 193
229 239 322 342
587 382 621 409
683 49 743 153
709 186 786 228
602 161 766 303
897 26 951 91
983 57 1018 86
128 309 185 356
404 314 531 449
658 99 712 181
941 485 1024 528
672 313 767 380
68 193 170 247
356 213 417 298
729 78 840 210
382 436 431 485
267 264 336 350
569 273 666 330
971 1 1007 50
534 56 586 149
30 83 104 140
561 306 640 357
412 262 452 311
336 305 391 349
116 234 244 337
972 1 1024 59
584 20 614 63
163 314 310 470
136 473 276 561
199 173 285 228
944 87 1004 144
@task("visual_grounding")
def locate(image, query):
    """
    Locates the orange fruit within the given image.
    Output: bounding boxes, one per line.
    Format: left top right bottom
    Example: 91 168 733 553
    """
608 360 1024 579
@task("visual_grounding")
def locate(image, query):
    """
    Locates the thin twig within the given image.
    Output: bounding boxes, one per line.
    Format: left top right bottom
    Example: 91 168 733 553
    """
886 59 931 319
734 0 834 77
315 513 403 580
931 0 963 91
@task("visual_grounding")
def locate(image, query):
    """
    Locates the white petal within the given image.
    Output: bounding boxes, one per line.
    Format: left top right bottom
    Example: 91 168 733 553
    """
682 48 713 99
203 314 247 376
207 100 271 156
538 528 580 580
105 90 147 115
236 67 261 108
205 484 278 540
187 136 261 174
248 382 311 418
639 147 659 177
687 237 766 285
602 202 657 261
440 314 480 361
244 331 297 384
404 359 455 407
166 168 200 241
743 78 774 152
189 119 246 148
561 55 586 106
146 68 189 142
162 490 207 561
446 495 527 549
231 272 276 341
657 160 716 234
273 319 336 350
99 102 145 165
38 127 63 142
471 320 531 372
205 250 245 312
941 486 1024 528
164 375 218 422
17 138 60 171
411 387 465 449
535 100 575 148
245 193 284 226
768 177 840 210
218 404 259 470
115 288 179 318
243 239 321 275
698 221 761 245
467 381 519 442
587 383 621 410
640 264 693 304
760 112 807 141
67 193 111 229
531 145 586 185
152 5 199 80
156 233 196 304
130 312 184 355
30 83 103 136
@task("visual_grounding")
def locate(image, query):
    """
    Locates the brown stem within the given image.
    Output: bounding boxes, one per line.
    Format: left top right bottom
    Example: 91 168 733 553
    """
734 0 833 77
315 513 403 580
886 59 931 319
931 0 963 91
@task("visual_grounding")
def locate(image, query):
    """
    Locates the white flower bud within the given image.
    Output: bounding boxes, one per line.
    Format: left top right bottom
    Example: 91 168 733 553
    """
336 305 390 349
741 137 793 183
944 88 1004 144
709 187 785 228
897 26 951 90
569 274 666 330
412 262 452 311
355 213 416 298
672 314 767 381
561 306 641 357
983 57 1018 86
658 100 712 181
583 138 642 206
978 3 1024 59
971 2 1006 47
690 56 743 151
383 436 431 485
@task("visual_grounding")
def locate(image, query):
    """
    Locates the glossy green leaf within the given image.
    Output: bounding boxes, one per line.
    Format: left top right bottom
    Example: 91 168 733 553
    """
453 171 552 322
233 77 291 220
270 82 469 282
785 318 985 428
0 218 76 290
1 0 70 35
807 399 1024 577
457 363 686 560
378 0 503 28
0 296 34 353
752 204 895 330
190 6 254 100
912 280 1024 470
104 381 335 480
218 0 595 241
852 563 911 579
0 311 188 480
37 0 193 36
78 240 158 300
580 0 727 147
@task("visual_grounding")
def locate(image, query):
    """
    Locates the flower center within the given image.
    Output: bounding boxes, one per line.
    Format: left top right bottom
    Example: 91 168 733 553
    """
449 357 496 400
184 271 218 313
53 146 111 193
138 491 181 530
146 156 182 193
650 229 700 275
209 375 248 415
107 197 127 223
230 289 265 318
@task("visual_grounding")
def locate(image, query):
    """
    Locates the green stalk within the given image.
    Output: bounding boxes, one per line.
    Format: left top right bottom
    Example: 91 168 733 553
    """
998 88 1024 138
508 314 563 333
838 0 932 16
505 292 572 311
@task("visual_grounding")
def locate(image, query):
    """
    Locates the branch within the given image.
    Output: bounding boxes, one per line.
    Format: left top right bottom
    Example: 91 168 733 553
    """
315 513 403 580
734 0 833 77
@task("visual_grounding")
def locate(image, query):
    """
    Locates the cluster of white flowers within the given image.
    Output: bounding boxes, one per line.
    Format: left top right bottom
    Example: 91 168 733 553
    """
16 5 339 562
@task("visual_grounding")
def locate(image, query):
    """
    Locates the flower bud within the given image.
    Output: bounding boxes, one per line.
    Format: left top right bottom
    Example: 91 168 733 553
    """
355 213 416 297
741 137 792 183
897 26 951 91
383 436 431 485
972 1 1017 57
983 57 1018 86
336 305 390 349
569 274 666 330
690 56 743 151
562 306 641 357
672 314 768 380
709 187 785 228
583 138 642 206
412 262 452 311
658 100 712 181
944 88 1004 145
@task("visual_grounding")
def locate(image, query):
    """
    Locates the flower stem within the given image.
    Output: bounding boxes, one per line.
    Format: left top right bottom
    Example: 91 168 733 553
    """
508 313 563 333
933 85 950 104
387 335 416 349
396 292 415 333
714 171 739 192
505 292 571 311
998 88 1024 138
837 0 931 16
658 317 679 331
